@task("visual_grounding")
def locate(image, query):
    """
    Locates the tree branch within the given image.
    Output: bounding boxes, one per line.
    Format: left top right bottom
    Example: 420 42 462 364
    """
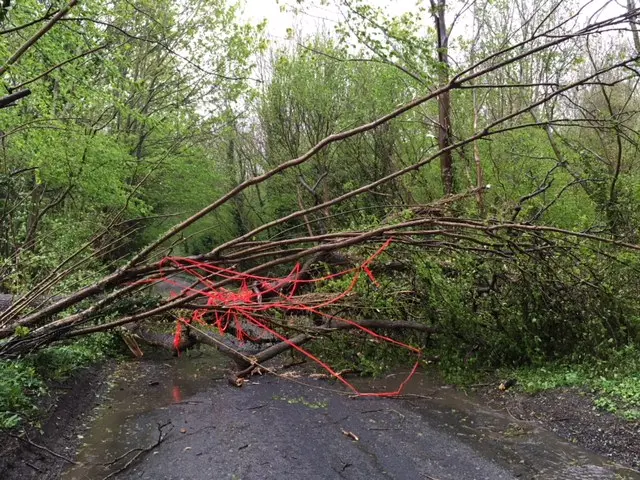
0 0 79 77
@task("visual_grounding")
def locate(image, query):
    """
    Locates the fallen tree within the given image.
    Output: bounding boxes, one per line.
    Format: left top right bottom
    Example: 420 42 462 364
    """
1 3 640 393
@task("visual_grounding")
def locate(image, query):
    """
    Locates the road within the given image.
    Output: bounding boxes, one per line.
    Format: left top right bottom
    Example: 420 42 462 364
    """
59 353 637 480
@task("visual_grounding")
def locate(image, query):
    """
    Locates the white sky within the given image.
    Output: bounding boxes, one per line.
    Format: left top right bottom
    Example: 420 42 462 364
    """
242 0 413 41
242 0 628 43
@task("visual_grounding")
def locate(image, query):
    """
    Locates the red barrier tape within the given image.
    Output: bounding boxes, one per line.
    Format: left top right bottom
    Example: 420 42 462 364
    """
150 239 422 396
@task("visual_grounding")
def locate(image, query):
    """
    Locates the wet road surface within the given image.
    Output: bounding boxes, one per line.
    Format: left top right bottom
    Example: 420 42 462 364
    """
62 351 640 480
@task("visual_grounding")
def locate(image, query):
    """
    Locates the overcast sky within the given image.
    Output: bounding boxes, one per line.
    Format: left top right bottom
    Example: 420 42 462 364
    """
242 0 413 41
241 0 629 52
242 0 628 36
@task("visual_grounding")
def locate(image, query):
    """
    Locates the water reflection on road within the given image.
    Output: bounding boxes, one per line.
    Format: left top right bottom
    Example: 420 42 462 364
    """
62 350 227 480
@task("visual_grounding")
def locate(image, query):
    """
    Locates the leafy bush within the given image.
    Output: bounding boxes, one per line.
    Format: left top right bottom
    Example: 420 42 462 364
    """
0 332 119 429
30 333 118 380
408 244 640 366
311 240 640 376
0 361 45 429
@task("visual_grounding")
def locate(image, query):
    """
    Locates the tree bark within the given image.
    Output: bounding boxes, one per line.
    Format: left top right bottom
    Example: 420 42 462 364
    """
431 0 454 195
628 0 640 55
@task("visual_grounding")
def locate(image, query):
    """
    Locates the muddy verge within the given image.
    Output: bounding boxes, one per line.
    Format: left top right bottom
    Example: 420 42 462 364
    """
479 385 640 471
0 360 115 480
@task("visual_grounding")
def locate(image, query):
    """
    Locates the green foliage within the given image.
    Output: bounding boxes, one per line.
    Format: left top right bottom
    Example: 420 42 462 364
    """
0 361 45 429
1 0 264 291
30 333 119 380
309 332 417 377
310 231 640 379
0 332 120 429
253 37 437 236
309 256 428 376
405 240 640 366
303 219 640 380
514 346 640 420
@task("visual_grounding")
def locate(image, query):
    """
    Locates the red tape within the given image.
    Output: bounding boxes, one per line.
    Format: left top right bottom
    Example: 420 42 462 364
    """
154 239 421 396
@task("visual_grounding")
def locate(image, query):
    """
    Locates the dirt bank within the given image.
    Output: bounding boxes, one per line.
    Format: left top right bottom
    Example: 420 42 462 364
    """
479 385 640 471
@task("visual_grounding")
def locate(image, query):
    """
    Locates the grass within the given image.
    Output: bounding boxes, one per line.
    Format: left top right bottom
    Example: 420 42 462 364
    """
510 345 640 421
429 343 640 421
0 332 121 429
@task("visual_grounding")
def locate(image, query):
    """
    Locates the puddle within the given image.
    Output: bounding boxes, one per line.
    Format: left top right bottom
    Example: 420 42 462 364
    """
62 349 228 480
351 370 640 479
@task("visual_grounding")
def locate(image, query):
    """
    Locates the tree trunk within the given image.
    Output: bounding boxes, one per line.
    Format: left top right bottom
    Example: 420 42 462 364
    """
628 0 640 55
432 0 454 195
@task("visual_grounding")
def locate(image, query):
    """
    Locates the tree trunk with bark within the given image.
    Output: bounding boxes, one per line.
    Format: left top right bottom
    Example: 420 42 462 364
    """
431 0 454 196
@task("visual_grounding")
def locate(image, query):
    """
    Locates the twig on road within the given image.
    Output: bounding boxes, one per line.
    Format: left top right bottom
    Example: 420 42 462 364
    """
101 421 173 480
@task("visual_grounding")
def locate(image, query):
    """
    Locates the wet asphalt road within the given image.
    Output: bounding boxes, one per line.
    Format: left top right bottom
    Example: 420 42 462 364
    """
60 354 640 480
101 377 512 480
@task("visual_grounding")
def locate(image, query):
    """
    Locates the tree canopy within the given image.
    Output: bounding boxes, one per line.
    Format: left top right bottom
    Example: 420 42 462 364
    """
1 0 640 377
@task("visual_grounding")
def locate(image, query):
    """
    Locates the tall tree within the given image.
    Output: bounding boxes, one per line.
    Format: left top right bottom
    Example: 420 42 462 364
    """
430 0 454 195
